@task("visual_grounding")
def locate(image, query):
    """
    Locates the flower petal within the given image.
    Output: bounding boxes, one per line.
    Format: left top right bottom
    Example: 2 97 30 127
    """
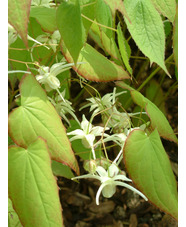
108 164 119 177
67 129 85 136
72 174 101 181
115 181 148 201
113 174 132 182
81 115 92 133
102 184 116 198
96 166 108 177
96 182 107 205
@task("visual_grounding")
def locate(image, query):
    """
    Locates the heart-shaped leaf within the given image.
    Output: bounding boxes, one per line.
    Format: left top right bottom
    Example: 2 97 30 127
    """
116 82 177 143
57 0 86 63
8 0 31 47
124 0 170 77
124 129 178 219
8 138 64 226
151 0 176 23
8 74 79 174
61 41 130 82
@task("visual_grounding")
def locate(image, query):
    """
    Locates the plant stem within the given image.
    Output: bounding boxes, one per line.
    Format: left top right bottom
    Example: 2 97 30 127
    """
81 14 117 32
137 54 173 92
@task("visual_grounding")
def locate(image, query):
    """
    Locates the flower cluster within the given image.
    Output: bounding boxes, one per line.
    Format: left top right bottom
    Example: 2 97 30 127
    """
80 88 146 132
68 88 148 205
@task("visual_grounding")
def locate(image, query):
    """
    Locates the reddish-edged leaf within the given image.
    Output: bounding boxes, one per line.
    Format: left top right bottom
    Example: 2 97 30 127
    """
124 129 178 219
8 0 31 47
9 138 64 226
61 41 130 82
8 74 79 174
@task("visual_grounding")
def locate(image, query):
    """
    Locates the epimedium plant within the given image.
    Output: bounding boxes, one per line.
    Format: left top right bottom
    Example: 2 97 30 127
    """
8 0 178 226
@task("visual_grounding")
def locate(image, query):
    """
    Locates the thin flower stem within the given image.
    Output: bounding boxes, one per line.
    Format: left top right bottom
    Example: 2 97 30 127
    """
91 147 96 160
113 149 123 164
56 88 66 103
81 14 117 32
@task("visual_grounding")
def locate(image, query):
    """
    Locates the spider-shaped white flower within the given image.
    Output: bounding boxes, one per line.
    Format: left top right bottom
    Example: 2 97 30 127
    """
48 90 80 125
72 163 148 205
80 88 126 117
67 115 109 159
31 30 61 55
35 62 76 92
8 23 45 47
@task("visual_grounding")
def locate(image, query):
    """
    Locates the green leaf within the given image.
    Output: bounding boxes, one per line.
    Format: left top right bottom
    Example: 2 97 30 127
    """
116 81 177 143
30 7 57 33
173 9 178 68
61 41 130 82
52 160 74 179
8 198 22 227
124 0 170 77
8 74 79 174
151 0 176 23
8 0 31 47
145 79 166 115
8 138 64 226
81 0 96 35
90 23 122 64
95 0 113 39
57 0 86 63
124 129 178 219
117 23 132 75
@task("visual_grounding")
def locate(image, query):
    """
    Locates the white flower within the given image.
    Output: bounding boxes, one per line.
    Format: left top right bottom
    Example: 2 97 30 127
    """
80 88 126 117
32 30 61 53
72 163 148 205
102 133 127 149
48 90 80 125
67 115 109 159
8 23 46 47
35 62 76 92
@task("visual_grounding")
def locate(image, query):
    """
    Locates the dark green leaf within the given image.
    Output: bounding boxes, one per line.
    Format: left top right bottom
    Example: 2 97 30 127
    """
57 0 86 63
124 0 170 77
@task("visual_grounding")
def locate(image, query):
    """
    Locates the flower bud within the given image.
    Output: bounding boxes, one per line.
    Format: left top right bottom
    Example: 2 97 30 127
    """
84 160 97 174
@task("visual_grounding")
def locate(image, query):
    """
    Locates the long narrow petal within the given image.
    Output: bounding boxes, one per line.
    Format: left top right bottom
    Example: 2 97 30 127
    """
113 174 132 182
67 129 85 136
115 181 148 201
72 174 101 181
96 166 108 177
96 182 108 205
